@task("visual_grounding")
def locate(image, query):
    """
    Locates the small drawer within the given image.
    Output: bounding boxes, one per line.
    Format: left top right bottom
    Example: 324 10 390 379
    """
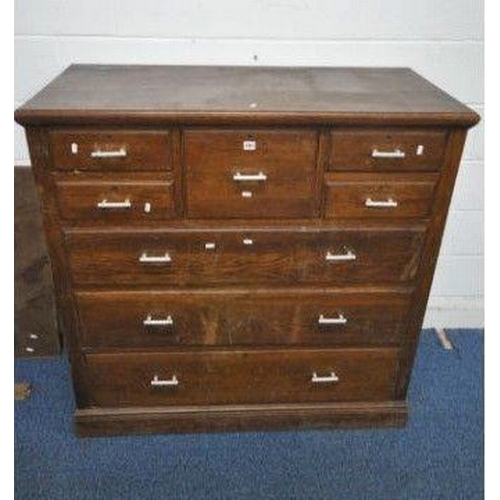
328 129 448 172
65 226 426 287
184 129 319 218
75 290 411 348
54 173 176 222
50 130 171 171
324 173 438 219
76 290 227 348
83 348 398 407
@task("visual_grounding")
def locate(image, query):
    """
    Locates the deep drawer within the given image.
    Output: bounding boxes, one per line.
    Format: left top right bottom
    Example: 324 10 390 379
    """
328 129 448 172
83 348 399 407
184 129 319 218
55 173 176 222
50 130 172 171
324 173 438 219
75 289 412 348
65 226 426 287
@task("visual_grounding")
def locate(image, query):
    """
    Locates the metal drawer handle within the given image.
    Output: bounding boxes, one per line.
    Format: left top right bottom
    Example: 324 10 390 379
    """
233 172 267 182
311 372 339 384
139 252 172 264
325 250 356 262
365 197 398 208
97 199 131 210
150 375 179 387
318 314 347 325
371 148 406 159
91 148 127 158
143 315 173 327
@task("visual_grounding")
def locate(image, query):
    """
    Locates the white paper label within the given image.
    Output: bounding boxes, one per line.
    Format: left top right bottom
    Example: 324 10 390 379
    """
243 140 257 151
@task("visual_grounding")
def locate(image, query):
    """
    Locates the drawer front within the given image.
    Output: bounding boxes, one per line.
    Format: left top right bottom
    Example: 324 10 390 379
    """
328 129 448 172
65 227 425 286
76 290 412 348
324 173 438 219
55 174 176 222
50 130 171 171
184 129 319 218
84 348 398 407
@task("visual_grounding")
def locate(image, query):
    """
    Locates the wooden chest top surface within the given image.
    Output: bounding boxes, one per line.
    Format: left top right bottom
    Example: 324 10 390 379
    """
15 65 479 126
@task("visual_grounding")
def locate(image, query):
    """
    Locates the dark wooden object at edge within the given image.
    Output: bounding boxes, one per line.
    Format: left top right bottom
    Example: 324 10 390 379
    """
14 167 59 357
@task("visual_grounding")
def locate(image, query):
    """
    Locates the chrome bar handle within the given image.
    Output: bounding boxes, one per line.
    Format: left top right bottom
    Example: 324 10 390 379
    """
143 315 173 327
365 197 398 208
91 148 127 158
311 372 339 384
97 199 131 210
325 250 356 262
371 148 405 159
233 172 267 182
150 375 179 387
318 314 347 325
139 252 172 264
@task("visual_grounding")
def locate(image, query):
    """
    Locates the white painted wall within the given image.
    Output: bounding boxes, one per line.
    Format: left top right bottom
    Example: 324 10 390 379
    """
14 0 484 328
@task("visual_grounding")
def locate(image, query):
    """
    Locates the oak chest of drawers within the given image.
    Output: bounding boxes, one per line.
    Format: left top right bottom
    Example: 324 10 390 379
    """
15 65 479 436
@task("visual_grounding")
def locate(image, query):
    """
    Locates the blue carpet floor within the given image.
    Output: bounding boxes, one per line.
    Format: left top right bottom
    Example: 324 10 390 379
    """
15 329 484 499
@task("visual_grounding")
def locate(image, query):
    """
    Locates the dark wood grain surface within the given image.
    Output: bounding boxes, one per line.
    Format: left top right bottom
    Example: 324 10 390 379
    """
324 173 438 219
65 226 426 287
54 173 176 222
83 347 399 407
74 401 408 436
75 288 411 348
50 129 172 171
14 65 479 126
184 128 319 218
328 128 448 171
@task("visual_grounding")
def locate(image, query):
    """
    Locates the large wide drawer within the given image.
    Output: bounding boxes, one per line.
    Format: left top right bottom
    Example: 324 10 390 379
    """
328 128 448 172
55 173 176 222
83 348 399 407
75 289 412 348
184 129 319 218
324 173 438 219
49 130 172 171
65 226 426 286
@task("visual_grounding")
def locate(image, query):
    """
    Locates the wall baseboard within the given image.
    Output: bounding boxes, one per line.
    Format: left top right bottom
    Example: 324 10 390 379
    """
423 297 484 329
15 160 31 167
